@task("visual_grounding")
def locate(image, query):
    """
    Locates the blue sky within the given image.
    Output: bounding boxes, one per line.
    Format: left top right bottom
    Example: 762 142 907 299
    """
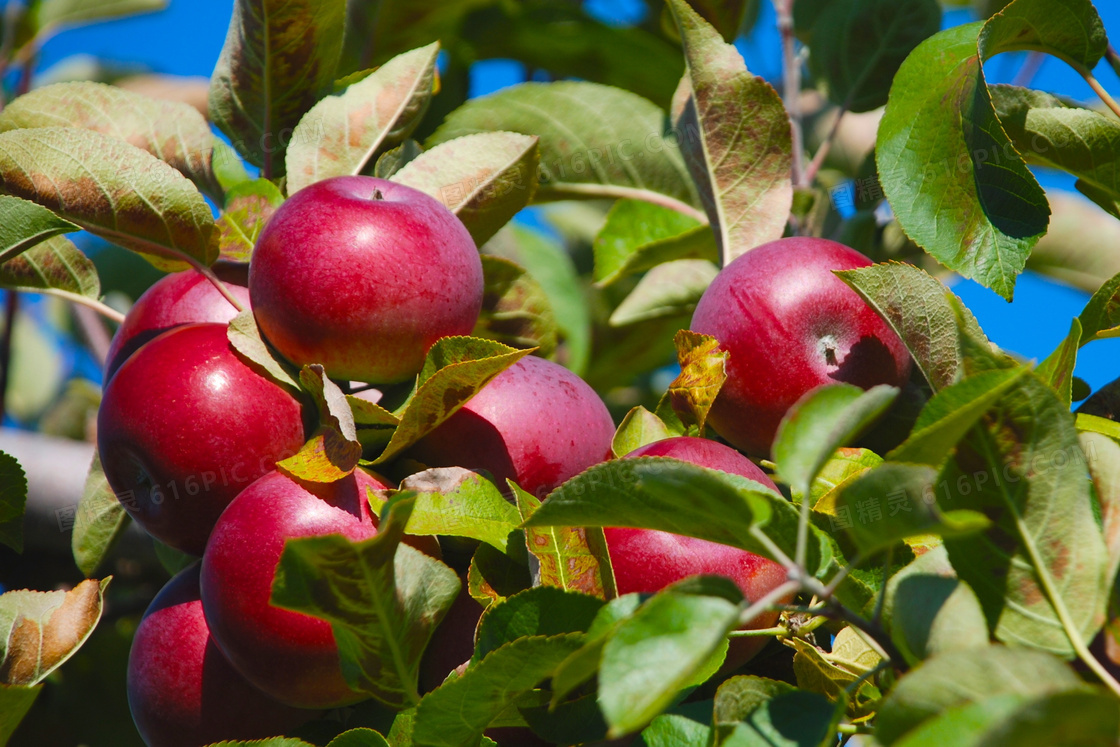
32 0 1120 395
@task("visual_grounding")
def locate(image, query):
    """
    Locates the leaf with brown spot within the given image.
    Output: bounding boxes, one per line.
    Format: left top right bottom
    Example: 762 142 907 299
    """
210 0 346 178
0 577 111 687
514 484 616 600
217 179 283 262
392 131 539 246
0 81 222 200
371 337 531 465
0 236 100 302
669 330 727 435
1082 432 1120 598
0 127 216 272
665 0 792 266
278 365 363 483
0 195 79 264
286 43 440 194
394 468 522 554
473 255 558 357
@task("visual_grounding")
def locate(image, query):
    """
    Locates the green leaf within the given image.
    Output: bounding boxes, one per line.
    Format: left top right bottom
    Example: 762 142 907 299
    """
833 463 989 555
393 468 522 554
0 236 100 304
787 635 880 717
349 394 399 452
411 634 584 747
0 683 42 747
216 178 283 262
612 406 676 458
0 577 110 687
874 646 1085 745
1037 318 1081 408
474 586 604 662
836 262 986 392
0 452 26 554
609 259 718 326
514 484 617 600
713 675 796 738
667 330 727 434
940 373 1109 656
372 337 531 464
592 199 717 286
549 594 644 706
0 81 221 199
891 693 1032 746
485 226 591 374
429 81 701 214
1077 412 1120 441
29 0 165 37
0 127 216 272
467 542 532 609
666 0 792 265
326 729 390 747
599 585 741 736
991 85 1120 216
807 448 883 511
0 195 78 264
1078 271 1120 345
883 545 990 666
270 496 461 708
473 255 558 356
70 452 129 577
772 383 899 495
210 0 346 177
807 0 941 113
286 43 440 194
524 458 834 578
638 713 711 747
1081 432 1120 592
277 365 362 483
226 309 301 391
204 739 315 747
887 366 1032 466
373 139 423 179
719 690 838 747
392 131 540 246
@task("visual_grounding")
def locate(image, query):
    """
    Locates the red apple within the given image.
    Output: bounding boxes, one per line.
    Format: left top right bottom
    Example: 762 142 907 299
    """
249 176 484 384
201 468 399 709
97 323 306 555
105 267 251 380
690 237 912 456
127 563 316 747
407 355 615 498
604 437 791 668
419 584 484 693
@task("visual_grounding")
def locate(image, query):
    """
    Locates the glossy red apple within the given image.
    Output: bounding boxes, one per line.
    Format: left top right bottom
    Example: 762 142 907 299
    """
105 267 251 380
604 437 791 668
97 323 306 555
127 563 316 747
249 175 483 384
201 468 400 709
690 237 912 456
407 355 615 498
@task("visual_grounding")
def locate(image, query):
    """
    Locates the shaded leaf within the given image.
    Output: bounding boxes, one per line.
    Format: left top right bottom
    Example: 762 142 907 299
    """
392 132 540 246
1037 318 1081 408
286 43 440 194
227 309 300 391
30 0 166 36
720 690 838 747
0 683 41 746
0 195 78 264
787 637 879 717
210 0 345 177
271 496 461 708
374 139 423 179
216 178 283 262
807 448 883 511
70 452 129 577
473 586 603 662
473 255 558 356
609 259 718 326
1078 271 1120 345
638 713 710 747
0 236 100 302
0 453 26 554
0 127 216 271
514 484 616 600
713 675 796 739
666 0 792 265
0 81 220 199
327 729 390 747
612 406 675 458
277 365 362 482
1081 432 1120 595
0 577 111 686
430 81 700 214
412 634 584 747
550 594 644 706
468 542 532 609
668 330 727 434
592 199 716 286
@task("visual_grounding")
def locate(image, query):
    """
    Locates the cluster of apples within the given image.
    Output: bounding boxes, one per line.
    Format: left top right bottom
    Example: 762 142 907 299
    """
99 175 912 746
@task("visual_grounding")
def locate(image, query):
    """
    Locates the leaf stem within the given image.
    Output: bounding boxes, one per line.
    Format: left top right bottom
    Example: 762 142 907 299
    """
726 624 787 638
803 103 848 186
41 289 126 325
774 0 805 190
553 183 708 223
1075 65 1120 121
187 258 246 314
1107 46 1120 82
794 479 811 572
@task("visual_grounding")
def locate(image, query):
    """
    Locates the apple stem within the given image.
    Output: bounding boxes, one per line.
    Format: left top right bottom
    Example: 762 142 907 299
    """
774 0 806 193
372 188 384 200
189 259 246 314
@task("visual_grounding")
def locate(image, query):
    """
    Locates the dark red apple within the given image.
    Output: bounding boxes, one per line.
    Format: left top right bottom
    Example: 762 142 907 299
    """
97 323 306 555
604 437 791 668
127 563 316 747
105 267 251 380
201 468 396 709
690 237 912 456
249 175 484 384
419 583 484 693
407 355 615 498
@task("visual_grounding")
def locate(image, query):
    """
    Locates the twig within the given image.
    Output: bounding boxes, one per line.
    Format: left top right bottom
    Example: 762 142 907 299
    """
37 289 126 325
71 304 113 366
1011 51 1045 89
738 579 801 627
774 0 805 189
1106 45 1120 81
803 103 848 186
0 291 18 422
1073 63 1120 121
